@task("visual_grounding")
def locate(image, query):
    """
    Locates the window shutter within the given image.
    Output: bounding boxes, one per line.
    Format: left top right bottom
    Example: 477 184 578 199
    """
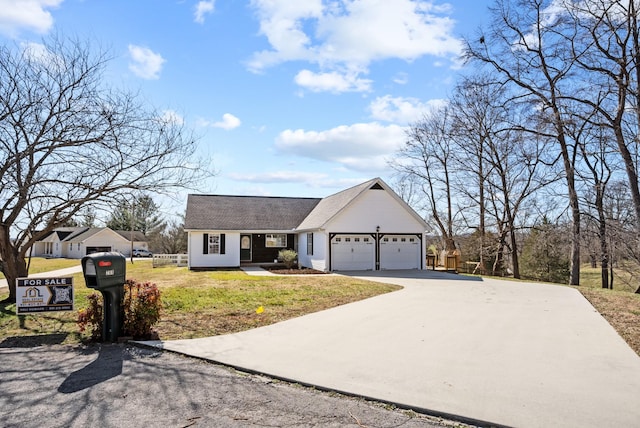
220 233 225 254
203 233 209 254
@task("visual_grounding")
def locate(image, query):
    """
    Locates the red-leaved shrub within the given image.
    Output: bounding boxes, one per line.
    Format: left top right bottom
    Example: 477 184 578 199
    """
122 279 162 339
77 279 162 341
77 293 103 341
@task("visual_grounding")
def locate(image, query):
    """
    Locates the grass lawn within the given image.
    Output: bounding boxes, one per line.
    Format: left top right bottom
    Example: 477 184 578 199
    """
0 260 400 345
567 265 640 356
0 257 80 279
1 259 638 357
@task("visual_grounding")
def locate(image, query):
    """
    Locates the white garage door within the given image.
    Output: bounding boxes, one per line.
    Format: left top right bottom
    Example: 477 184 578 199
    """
380 235 420 270
331 235 375 271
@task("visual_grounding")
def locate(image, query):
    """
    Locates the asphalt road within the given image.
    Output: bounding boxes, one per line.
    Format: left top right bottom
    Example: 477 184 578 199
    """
0 342 471 428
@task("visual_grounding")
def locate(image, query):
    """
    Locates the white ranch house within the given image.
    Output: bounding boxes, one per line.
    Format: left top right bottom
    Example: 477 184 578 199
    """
185 178 429 271
31 227 149 258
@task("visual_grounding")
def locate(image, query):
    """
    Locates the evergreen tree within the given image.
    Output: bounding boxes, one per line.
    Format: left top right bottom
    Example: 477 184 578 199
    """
106 195 163 236
520 218 570 284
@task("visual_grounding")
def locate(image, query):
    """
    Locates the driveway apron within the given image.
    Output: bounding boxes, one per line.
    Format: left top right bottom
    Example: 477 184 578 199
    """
142 271 640 428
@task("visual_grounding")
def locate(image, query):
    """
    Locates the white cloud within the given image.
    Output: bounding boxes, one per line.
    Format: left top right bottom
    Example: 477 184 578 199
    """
248 0 463 92
22 41 51 62
275 122 406 172
227 171 370 191
369 95 446 124
160 109 185 126
392 72 409 85
198 113 241 130
128 45 165 80
0 0 62 37
228 171 328 183
214 113 241 130
294 69 372 93
194 1 215 24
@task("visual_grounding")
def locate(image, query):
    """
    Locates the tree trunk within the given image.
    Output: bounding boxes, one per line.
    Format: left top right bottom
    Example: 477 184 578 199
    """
492 231 507 276
597 187 610 289
0 226 28 303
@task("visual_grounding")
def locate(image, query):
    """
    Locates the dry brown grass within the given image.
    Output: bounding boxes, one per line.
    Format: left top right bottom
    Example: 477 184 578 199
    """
578 287 640 356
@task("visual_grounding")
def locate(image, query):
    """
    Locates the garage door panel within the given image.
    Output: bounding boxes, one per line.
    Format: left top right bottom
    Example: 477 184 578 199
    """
332 235 374 271
380 236 420 270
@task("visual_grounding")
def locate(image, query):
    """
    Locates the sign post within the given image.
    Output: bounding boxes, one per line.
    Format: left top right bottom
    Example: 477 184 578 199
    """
16 277 74 315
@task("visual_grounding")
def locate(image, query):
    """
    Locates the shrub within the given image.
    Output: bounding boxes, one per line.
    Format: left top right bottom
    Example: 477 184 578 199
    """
122 279 162 339
77 293 103 341
278 249 298 269
77 279 162 341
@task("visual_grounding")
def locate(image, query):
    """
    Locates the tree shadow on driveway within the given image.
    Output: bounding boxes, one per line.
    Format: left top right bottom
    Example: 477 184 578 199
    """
58 344 127 393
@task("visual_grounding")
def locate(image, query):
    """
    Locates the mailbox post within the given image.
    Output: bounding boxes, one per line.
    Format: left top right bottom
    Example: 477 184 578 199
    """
81 252 126 342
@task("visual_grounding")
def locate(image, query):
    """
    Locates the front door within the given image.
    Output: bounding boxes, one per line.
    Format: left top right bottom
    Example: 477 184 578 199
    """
240 234 252 262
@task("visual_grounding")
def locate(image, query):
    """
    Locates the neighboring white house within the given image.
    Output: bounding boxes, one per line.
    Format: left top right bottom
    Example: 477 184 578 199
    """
31 227 149 258
185 178 429 271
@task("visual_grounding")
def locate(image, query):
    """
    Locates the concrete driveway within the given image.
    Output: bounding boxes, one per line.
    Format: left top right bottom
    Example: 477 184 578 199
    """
142 270 640 428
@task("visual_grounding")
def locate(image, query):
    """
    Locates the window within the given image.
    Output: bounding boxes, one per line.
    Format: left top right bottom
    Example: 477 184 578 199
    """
392 238 398 242
401 238 406 242
203 233 225 255
77 243 80 250
354 237 360 242
69 243 72 251
345 237 351 242
409 238 415 243
335 237 341 242
363 237 369 242
307 233 313 255
209 234 221 254
266 234 287 248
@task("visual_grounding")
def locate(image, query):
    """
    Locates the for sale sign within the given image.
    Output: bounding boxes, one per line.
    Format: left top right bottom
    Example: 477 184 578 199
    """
16 277 74 314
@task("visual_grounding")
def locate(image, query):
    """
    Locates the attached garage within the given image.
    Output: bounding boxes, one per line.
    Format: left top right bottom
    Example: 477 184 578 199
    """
186 178 428 271
380 235 421 270
86 246 112 255
331 235 375 271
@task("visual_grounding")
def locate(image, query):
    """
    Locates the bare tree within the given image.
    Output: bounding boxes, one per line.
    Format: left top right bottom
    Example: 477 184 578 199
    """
149 216 187 254
391 105 459 252
464 0 583 285
449 76 495 273
563 0 640 292
0 36 208 302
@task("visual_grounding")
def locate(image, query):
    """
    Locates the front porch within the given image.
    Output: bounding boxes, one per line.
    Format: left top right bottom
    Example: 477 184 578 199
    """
239 233 297 264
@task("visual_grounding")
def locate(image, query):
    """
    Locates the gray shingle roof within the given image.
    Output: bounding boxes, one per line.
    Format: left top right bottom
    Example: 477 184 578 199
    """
63 228 106 242
185 195 322 231
184 178 427 232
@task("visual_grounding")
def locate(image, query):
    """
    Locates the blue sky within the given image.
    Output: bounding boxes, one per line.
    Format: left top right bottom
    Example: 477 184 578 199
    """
0 0 491 215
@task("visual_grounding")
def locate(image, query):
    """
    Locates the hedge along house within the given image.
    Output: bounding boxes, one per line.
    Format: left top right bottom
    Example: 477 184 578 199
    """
185 178 429 271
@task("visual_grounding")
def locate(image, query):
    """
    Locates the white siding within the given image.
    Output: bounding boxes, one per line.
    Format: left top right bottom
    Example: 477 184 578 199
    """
69 229 131 257
53 241 62 258
188 231 240 268
327 189 424 233
325 189 426 270
298 231 327 271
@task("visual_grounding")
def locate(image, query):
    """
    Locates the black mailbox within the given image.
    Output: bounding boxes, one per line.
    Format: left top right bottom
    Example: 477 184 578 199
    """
81 252 126 342
82 252 126 289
